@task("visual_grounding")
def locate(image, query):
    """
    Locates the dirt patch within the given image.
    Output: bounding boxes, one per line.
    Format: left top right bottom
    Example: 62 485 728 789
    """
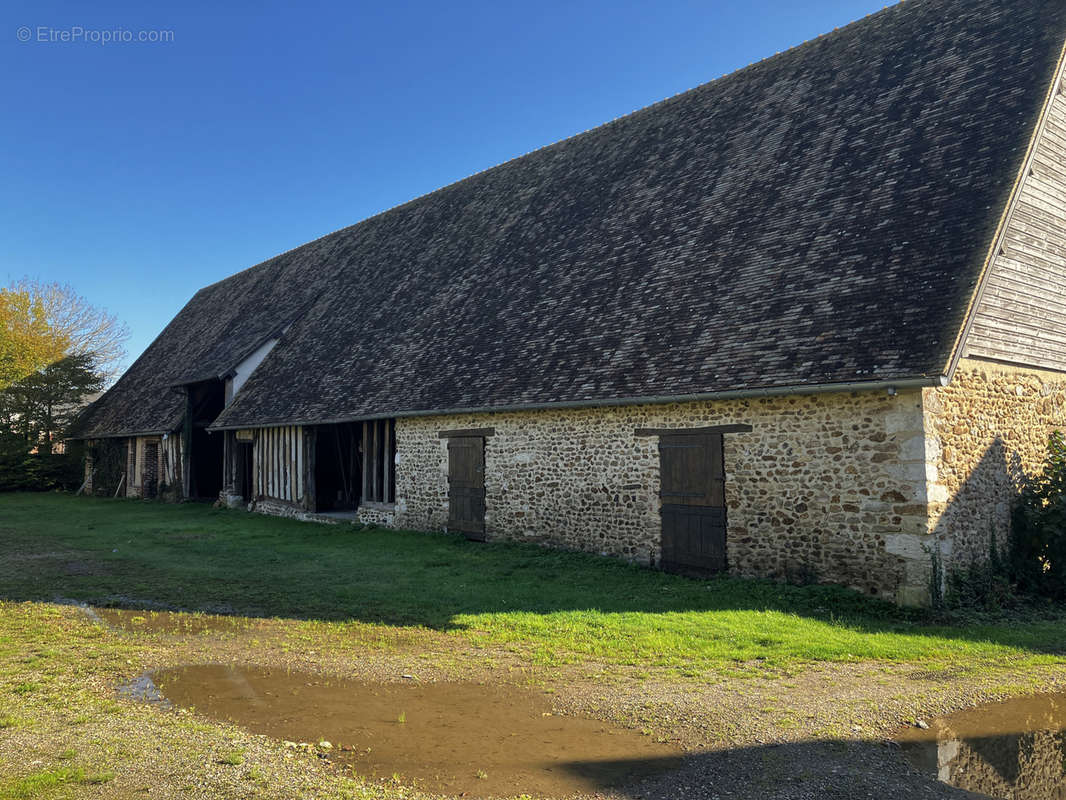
142 664 684 798
897 692 1066 799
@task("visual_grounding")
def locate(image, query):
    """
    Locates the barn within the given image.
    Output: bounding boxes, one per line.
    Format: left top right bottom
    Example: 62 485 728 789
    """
71 0 1066 605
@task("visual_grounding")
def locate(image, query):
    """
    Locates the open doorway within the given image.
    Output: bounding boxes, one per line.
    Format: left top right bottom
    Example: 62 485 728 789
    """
235 441 254 503
187 379 225 500
314 423 360 512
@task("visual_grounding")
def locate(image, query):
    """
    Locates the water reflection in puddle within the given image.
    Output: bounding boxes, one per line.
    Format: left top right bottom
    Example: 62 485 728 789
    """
897 692 1066 800
96 608 258 635
139 664 683 798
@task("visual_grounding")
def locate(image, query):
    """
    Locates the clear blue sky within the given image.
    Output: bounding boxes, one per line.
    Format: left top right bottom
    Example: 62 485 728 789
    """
2 0 889 369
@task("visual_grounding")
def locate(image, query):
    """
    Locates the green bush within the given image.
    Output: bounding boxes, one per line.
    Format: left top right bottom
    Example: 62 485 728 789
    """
1010 431 1066 601
0 448 85 493
945 531 1016 610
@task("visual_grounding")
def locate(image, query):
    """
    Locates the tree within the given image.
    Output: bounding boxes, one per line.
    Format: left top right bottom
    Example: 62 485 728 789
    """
0 352 104 455
10 279 130 382
0 287 69 389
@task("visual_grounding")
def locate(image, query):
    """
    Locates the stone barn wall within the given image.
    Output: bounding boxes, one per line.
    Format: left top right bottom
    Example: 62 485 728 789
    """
923 358 1066 569
392 389 930 602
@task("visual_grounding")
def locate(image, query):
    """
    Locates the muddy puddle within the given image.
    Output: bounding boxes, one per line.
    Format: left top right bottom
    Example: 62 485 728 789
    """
897 692 1066 799
140 664 683 798
96 608 259 636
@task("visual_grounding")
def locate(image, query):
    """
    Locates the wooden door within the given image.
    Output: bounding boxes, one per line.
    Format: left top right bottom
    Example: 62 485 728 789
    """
659 433 727 574
448 437 486 540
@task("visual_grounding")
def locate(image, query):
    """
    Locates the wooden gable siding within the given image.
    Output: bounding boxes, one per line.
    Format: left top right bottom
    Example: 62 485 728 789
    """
965 66 1066 373
254 425 303 503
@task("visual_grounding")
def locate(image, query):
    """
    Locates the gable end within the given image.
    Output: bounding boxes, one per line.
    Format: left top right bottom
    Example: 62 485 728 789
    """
961 56 1066 374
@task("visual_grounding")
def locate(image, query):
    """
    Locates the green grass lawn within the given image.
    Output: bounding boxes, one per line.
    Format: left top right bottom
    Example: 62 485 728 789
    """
1 492 1064 673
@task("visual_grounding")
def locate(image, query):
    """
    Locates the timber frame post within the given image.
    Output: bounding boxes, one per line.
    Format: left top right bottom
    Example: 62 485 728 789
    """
301 426 316 511
180 387 192 499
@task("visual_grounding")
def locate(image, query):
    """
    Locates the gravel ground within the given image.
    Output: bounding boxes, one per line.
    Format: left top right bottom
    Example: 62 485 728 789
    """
613 739 986 800
3 603 1064 800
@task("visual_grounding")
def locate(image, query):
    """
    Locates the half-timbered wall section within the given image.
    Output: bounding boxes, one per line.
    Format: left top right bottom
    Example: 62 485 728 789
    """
965 63 1066 373
113 435 181 500
253 425 305 504
361 419 395 506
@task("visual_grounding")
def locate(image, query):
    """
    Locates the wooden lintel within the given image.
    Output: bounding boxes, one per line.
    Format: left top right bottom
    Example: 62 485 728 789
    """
634 424 753 437
438 427 496 439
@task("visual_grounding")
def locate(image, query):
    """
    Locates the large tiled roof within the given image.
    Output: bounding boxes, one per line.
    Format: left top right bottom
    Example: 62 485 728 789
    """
72 0 1066 437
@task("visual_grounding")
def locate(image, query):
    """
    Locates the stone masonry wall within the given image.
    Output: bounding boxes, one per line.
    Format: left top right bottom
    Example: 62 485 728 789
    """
924 358 1066 569
392 389 929 602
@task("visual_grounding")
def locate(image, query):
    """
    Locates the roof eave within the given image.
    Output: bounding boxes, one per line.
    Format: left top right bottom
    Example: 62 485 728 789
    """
66 428 177 441
208 374 948 431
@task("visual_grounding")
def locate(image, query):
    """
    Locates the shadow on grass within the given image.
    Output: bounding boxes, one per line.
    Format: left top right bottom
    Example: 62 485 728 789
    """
1 492 1064 659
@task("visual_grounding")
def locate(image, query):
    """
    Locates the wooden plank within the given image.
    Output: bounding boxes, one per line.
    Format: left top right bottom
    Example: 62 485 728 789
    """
295 426 303 501
280 428 285 500
438 427 496 439
222 432 232 495
271 428 278 499
635 424 752 437
291 427 298 501
372 421 381 502
383 419 392 504
301 427 315 510
361 421 370 505
292 427 297 501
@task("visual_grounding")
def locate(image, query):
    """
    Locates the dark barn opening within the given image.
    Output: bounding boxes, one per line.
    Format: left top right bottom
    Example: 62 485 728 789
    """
314 423 360 512
237 442 254 503
187 379 225 500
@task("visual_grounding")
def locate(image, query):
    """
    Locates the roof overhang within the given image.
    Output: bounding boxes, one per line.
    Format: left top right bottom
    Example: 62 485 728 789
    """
208 374 948 432
66 429 176 441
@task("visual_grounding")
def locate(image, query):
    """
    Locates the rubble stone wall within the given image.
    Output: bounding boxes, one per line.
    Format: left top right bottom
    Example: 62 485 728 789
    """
923 358 1066 568
392 390 928 601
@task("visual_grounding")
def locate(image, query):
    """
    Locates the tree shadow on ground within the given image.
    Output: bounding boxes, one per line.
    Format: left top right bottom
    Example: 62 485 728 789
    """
569 736 1003 800
1 493 1065 657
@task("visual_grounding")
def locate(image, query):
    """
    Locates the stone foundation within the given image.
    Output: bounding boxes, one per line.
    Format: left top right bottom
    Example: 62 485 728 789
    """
251 498 342 524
